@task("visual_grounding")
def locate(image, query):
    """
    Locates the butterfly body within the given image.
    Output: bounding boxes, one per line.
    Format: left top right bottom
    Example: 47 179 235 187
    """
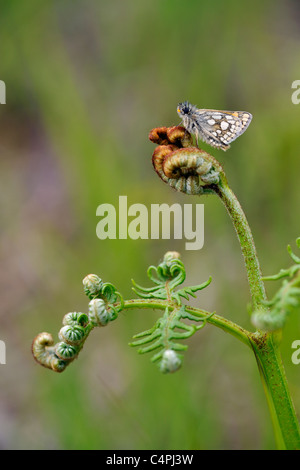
177 101 252 151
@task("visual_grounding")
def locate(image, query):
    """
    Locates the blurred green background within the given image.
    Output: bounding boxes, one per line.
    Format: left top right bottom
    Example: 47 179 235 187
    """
1 0 300 450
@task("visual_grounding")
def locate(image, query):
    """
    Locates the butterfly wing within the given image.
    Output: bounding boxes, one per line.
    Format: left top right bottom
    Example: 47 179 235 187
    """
195 110 252 151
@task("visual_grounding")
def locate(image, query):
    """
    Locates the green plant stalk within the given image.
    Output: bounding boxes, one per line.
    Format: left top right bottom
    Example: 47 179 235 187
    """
213 174 267 310
122 298 299 448
122 299 252 347
250 333 300 450
212 175 300 449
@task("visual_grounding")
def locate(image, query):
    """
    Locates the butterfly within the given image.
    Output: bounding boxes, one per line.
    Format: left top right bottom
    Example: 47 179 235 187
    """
177 101 252 151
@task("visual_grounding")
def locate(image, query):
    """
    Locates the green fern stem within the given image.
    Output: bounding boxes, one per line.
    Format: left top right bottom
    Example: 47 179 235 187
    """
212 174 267 311
211 175 300 449
250 333 300 450
121 298 252 346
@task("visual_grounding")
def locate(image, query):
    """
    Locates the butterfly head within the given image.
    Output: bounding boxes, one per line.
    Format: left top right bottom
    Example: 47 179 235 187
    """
177 101 192 117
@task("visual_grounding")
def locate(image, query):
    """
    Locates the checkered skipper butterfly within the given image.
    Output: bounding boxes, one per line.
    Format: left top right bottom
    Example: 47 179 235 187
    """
177 101 252 151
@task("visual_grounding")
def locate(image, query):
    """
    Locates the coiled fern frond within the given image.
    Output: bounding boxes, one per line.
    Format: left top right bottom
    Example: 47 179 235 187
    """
32 251 214 374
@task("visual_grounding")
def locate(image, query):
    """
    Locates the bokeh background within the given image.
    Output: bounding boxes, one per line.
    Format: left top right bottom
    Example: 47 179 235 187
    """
1 0 300 450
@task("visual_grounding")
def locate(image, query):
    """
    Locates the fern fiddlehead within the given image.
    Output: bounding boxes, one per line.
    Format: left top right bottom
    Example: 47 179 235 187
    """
32 276 123 372
32 252 213 374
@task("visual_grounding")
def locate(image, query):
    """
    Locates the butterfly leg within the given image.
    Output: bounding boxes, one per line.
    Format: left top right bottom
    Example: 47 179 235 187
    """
194 128 200 148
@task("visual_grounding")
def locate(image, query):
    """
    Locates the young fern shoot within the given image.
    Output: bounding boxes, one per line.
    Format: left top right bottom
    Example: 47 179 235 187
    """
32 252 214 374
32 114 300 449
